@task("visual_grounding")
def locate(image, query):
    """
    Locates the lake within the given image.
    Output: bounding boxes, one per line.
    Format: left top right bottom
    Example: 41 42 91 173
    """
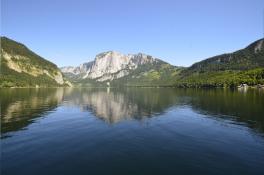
1 88 264 175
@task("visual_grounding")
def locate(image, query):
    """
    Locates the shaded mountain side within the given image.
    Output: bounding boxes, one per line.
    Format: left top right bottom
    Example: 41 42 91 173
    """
176 38 264 87
184 38 264 74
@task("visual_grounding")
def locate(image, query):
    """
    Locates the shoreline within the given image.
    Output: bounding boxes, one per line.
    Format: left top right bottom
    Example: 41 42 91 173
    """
1 85 264 89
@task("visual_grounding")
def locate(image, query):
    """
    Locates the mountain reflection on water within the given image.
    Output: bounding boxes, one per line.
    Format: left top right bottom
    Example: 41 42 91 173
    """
1 87 264 136
62 88 183 123
1 88 64 134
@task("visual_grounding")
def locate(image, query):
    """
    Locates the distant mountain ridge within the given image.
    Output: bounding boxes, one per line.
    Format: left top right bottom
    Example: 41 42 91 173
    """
61 51 175 83
1 36 263 87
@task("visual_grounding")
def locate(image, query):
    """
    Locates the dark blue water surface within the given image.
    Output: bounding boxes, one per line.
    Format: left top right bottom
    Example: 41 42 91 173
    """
1 88 264 175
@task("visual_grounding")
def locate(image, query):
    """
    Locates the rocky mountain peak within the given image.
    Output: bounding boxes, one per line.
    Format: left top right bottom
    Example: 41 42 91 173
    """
95 51 123 58
61 51 163 82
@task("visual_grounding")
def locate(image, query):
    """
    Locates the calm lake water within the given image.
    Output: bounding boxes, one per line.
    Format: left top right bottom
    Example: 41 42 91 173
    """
1 88 264 175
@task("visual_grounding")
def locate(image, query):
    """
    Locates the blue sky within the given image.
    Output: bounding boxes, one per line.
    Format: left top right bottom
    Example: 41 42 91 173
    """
1 0 264 67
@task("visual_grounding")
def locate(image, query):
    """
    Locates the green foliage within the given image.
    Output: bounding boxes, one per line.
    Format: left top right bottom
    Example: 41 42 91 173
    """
109 63 184 87
1 37 58 72
0 37 66 87
0 62 62 87
184 39 264 75
175 39 264 88
175 68 264 88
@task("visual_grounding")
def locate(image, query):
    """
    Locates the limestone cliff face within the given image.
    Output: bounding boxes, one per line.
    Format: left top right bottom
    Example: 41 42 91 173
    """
61 51 161 82
61 62 93 75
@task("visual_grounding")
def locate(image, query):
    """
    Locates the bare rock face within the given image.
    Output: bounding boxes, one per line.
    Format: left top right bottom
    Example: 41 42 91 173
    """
61 51 161 82
84 51 130 79
61 62 93 75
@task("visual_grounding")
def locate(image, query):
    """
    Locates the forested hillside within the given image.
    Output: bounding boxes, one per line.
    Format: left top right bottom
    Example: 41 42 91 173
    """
0 37 70 87
175 39 264 87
